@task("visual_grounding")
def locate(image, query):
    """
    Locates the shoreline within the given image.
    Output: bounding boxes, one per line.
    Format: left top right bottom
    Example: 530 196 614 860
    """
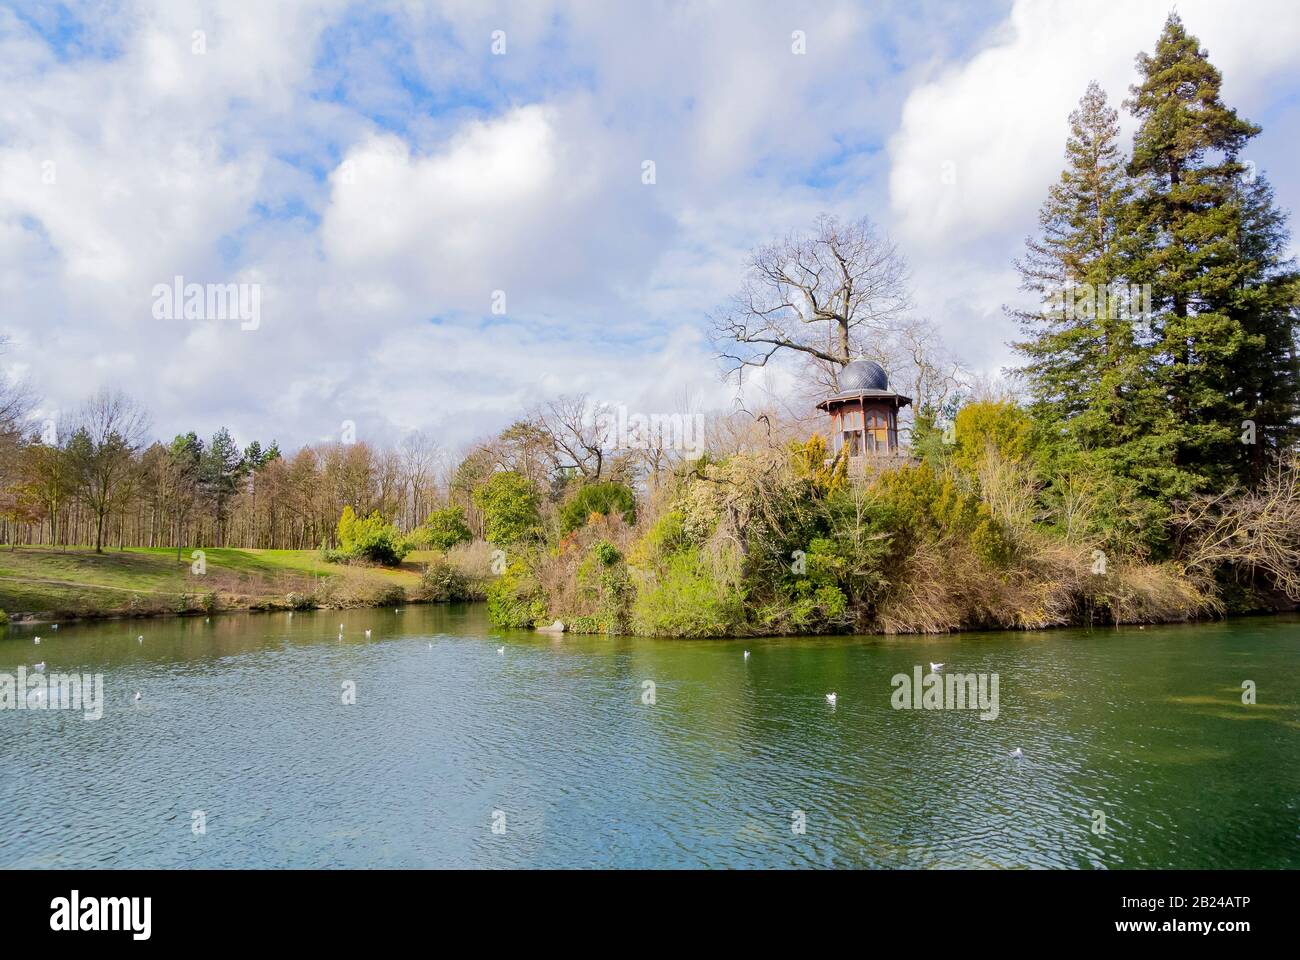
7 597 1291 640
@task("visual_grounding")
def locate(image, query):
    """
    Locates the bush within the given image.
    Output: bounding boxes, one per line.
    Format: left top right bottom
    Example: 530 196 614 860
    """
474 471 541 546
559 482 637 534
330 506 411 566
415 505 473 551
0 609 8 626
416 544 495 603
486 555 547 627
631 548 746 637
951 400 1034 475
313 574 406 609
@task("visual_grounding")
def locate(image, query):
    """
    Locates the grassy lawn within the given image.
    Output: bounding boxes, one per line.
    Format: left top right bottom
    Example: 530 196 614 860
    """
0 545 434 620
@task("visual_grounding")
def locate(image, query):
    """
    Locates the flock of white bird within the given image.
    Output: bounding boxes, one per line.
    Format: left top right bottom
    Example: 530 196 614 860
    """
20 620 1026 759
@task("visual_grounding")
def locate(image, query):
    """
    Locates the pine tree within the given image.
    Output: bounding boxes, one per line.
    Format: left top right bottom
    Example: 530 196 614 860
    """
1125 12 1263 492
1228 174 1300 482
1013 81 1135 426
1010 81 1176 518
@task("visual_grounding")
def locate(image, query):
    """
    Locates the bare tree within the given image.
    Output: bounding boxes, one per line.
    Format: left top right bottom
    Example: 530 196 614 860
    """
65 390 150 552
711 214 911 390
532 394 612 482
888 317 969 417
1173 458 1300 600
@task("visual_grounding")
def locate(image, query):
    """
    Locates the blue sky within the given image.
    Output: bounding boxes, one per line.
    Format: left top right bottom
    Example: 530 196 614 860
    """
2 0 1298 453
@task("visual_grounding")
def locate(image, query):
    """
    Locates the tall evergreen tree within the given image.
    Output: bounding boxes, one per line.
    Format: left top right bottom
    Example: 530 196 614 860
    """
1125 12 1264 492
1011 81 1177 527
201 427 245 545
1225 174 1300 483
1013 80 1133 430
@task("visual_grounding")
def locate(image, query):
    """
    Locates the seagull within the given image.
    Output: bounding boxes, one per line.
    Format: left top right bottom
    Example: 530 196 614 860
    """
134 692 143 702
743 650 750 660
33 662 45 672
34 636 40 644
826 692 837 705
52 624 58 630
364 629 371 638
137 635 143 643
930 662 944 672
427 642 433 649
497 646 505 655
1010 747 1024 759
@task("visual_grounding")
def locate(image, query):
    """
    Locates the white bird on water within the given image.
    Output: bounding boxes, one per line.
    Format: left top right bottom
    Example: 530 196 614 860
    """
33 662 45 672
497 646 505 655
826 692 837 705
134 692 143 702
34 636 40 644
930 662 944 672
364 629 371 638
137 635 143 643
743 650 750 660
52 624 59 630
1010 747 1024 759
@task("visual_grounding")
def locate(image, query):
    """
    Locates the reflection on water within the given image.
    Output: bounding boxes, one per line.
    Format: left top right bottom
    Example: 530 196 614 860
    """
1 606 1297 868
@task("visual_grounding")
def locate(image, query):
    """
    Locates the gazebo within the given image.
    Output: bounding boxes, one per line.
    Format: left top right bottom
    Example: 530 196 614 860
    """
816 359 911 458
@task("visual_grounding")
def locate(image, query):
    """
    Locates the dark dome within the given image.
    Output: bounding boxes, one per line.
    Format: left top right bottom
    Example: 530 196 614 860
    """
837 359 888 392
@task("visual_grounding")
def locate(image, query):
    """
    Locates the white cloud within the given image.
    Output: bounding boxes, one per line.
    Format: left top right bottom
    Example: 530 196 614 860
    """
888 0 1300 375
0 0 1296 453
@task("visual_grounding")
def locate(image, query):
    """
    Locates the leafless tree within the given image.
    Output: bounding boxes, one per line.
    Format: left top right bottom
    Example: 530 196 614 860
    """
1173 457 1300 600
65 390 150 552
532 394 612 482
711 214 912 389
889 317 969 416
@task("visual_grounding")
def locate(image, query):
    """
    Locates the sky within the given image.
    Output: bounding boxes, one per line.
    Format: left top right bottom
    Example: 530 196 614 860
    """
2 0 1299 455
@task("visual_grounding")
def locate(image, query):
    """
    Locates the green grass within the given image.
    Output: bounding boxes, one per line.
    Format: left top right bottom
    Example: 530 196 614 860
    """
0 545 433 620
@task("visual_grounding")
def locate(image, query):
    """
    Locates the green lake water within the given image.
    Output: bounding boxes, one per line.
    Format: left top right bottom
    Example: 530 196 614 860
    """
1 605 1297 868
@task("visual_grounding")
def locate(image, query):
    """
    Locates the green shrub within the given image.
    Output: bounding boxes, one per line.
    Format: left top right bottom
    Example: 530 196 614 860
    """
474 471 541 546
416 505 473 551
559 482 637 534
331 506 411 566
631 548 745 637
486 556 547 628
952 400 1034 475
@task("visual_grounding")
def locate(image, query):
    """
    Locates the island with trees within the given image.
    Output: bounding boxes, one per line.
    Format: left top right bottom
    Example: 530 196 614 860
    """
1 14 1297 637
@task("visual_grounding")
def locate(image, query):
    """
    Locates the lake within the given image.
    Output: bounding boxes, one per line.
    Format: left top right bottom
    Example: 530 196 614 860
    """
1 606 1297 868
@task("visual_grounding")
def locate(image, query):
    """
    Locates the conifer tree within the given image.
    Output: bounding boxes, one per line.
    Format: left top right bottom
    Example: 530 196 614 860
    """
1011 81 1176 517
1125 12 1264 492
1227 174 1300 482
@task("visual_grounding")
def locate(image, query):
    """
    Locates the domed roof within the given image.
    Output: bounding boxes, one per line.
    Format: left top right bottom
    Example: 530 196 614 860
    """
837 359 888 392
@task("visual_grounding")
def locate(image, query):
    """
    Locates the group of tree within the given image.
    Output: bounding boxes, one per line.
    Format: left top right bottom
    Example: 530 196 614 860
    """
1011 12 1300 526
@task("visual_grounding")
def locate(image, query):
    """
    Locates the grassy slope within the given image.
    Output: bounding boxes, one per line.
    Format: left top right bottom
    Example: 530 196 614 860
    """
0 546 437 619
